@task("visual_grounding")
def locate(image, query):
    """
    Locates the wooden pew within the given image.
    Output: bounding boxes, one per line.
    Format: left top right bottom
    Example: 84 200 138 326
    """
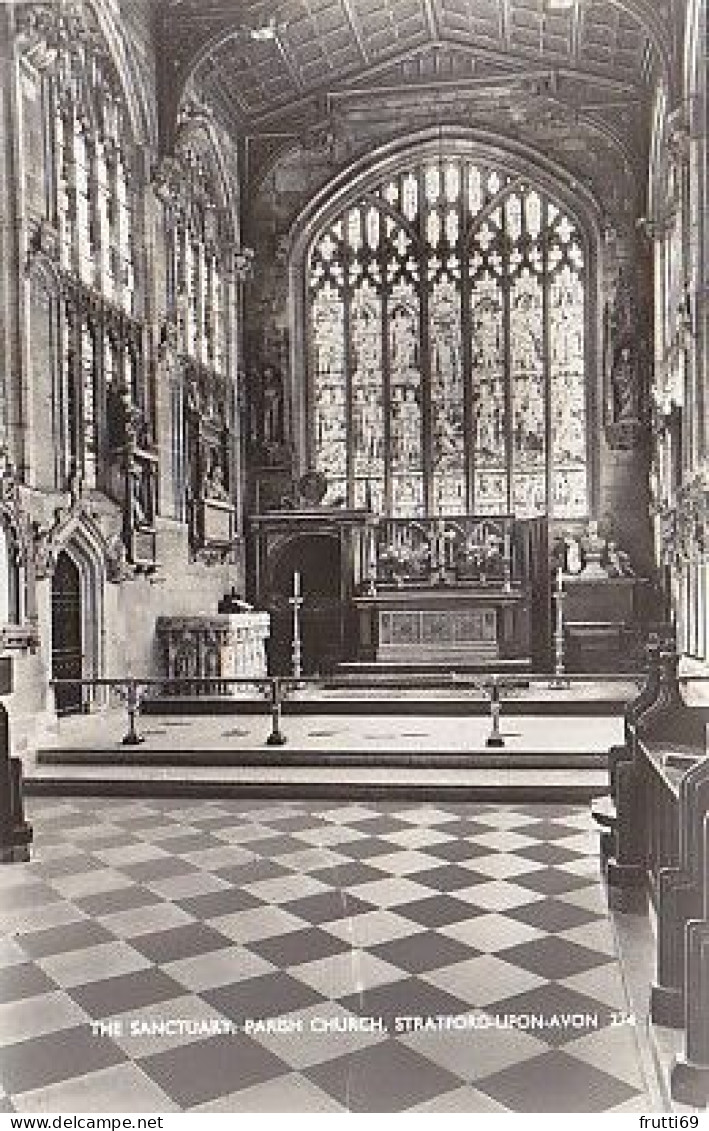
650 750 709 1029
594 633 667 905
0 703 33 863
601 644 706 907
671 805 709 1107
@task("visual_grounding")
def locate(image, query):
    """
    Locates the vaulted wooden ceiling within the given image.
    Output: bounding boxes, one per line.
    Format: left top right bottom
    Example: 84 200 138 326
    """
157 0 668 126
154 0 672 215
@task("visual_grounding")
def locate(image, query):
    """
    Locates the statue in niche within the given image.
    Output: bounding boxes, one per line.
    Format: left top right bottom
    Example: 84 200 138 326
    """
126 463 150 534
204 456 229 502
256 365 289 467
580 519 608 578
606 541 635 578
611 342 640 422
605 268 643 429
565 536 583 575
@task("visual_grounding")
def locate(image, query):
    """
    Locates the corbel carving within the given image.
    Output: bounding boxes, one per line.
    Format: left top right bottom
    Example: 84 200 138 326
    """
0 449 32 573
666 103 692 164
152 155 188 210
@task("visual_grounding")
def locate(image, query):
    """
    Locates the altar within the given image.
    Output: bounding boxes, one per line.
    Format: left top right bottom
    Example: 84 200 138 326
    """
249 504 543 672
352 585 531 667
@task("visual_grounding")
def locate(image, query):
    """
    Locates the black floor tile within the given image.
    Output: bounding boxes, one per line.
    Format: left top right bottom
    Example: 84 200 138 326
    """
202 970 322 1021
370 930 474 974
130 923 234 964
139 1033 289 1108
476 1048 638 1112
305 1039 465 1112
0 1027 126 1095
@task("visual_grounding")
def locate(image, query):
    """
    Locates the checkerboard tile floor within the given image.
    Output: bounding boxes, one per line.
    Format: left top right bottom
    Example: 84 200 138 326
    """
0 799 660 1113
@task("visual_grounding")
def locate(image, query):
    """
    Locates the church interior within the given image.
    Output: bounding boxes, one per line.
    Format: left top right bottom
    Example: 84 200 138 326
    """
0 0 708 1114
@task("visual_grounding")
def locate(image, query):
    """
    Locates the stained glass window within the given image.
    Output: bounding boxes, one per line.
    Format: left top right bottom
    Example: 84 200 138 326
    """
308 157 589 518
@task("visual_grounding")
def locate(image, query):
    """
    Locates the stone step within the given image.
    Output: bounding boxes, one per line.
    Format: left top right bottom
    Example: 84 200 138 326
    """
25 761 608 803
35 747 606 770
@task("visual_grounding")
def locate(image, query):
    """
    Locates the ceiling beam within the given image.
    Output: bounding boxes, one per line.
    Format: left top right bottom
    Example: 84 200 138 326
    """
272 33 305 91
341 0 371 65
162 0 669 146
422 0 440 41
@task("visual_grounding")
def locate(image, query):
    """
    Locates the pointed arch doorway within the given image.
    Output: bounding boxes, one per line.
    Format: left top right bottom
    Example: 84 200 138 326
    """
51 550 83 715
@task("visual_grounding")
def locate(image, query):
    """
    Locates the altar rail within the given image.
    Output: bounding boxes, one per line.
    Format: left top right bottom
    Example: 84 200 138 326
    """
596 643 709 1106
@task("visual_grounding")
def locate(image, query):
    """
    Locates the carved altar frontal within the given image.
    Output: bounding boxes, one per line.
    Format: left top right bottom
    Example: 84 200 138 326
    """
353 586 530 668
157 612 270 695
379 606 498 663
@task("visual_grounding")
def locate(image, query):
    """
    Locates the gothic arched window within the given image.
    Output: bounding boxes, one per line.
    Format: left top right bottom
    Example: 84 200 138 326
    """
43 8 145 492
308 157 589 519
165 149 228 376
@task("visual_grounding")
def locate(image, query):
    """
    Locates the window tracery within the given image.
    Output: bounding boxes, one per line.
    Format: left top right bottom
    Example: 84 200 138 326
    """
155 137 235 556
21 1 147 498
308 157 589 519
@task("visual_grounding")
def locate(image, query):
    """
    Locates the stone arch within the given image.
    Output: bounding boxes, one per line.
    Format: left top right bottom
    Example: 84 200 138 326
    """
85 0 157 149
174 111 239 248
288 126 604 514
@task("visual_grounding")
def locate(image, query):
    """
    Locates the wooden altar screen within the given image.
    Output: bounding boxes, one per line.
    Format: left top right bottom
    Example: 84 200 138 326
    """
249 509 546 673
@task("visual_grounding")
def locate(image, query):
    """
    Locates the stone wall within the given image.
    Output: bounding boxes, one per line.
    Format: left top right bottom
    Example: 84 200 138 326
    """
0 0 247 757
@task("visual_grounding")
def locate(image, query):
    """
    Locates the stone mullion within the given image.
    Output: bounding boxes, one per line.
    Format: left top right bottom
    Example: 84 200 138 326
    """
460 187 474 513
58 103 78 278
343 233 354 506
175 221 188 352
219 255 237 512
92 308 109 494
184 232 195 356
3 13 27 474
502 216 513 515
542 206 553 520
94 138 111 297
84 133 102 294
380 214 391 517
418 165 432 515
67 294 84 483
196 241 207 368
104 140 120 304
128 152 151 434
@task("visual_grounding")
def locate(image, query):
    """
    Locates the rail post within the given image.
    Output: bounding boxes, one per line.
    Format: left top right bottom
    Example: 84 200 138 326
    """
485 678 505 748
121 678 145 746
265 677 287 746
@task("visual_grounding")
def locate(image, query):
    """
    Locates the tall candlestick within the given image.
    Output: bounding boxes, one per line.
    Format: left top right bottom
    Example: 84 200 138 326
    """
289 573 303 682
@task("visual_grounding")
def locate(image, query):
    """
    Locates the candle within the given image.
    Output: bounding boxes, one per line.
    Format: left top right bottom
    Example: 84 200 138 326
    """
293 571 301 598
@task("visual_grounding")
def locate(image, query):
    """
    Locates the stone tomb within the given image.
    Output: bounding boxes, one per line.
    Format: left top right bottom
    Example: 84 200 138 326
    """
156 612 270 695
